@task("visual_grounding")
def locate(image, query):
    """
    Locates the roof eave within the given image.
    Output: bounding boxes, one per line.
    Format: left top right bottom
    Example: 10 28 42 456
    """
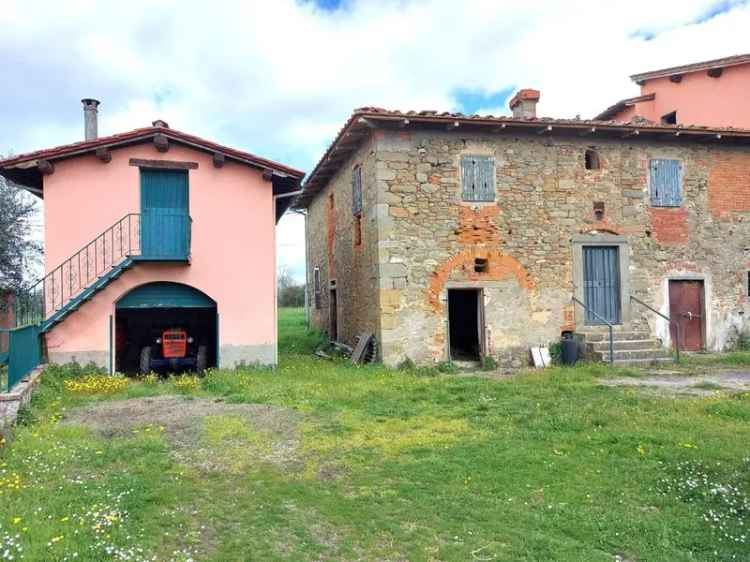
630 53 750 83
296 109 750 208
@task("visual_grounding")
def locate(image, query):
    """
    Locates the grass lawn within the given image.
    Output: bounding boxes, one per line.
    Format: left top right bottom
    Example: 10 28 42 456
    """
1 308 749 561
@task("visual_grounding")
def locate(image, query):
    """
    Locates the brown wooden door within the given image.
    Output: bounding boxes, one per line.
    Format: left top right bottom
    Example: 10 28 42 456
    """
669 280 704 351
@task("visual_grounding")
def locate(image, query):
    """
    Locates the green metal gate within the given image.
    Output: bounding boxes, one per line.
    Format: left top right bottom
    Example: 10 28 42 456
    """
1 325 42 392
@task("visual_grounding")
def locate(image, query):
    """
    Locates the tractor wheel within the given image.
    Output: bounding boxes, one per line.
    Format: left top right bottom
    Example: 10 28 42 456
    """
139 346 152 374
196 345 208 372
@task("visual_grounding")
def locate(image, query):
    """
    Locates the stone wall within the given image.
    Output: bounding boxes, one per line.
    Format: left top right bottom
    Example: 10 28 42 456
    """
306 138 382 348
371 129 750 366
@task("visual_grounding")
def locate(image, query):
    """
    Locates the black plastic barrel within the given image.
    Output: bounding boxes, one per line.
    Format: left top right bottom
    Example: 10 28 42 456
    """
561 335 578 365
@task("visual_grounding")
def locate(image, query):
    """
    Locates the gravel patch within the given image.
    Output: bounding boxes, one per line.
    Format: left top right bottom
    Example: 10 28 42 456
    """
602 371 750 397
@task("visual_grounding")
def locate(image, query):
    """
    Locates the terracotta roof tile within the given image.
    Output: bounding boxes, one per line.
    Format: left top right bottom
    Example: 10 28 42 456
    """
0 126 305 179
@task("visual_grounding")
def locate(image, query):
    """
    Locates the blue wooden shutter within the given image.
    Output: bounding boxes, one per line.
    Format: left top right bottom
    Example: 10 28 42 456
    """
352 166 363 215
649 159 682 207
461 156 495 202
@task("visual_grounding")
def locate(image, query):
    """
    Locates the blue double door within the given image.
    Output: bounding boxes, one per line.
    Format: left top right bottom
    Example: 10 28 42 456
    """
583 246 621 325
140 169 190 260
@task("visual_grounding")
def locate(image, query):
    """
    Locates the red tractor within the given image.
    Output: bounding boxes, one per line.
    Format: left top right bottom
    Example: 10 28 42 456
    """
140 328 207 374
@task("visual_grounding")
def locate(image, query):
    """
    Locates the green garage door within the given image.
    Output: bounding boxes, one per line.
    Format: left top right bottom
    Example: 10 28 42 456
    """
116 282 215 309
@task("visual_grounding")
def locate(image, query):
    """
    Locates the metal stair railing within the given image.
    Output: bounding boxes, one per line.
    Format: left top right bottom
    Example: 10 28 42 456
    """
572 295 615 366
630 295 681 364
14 213 142 327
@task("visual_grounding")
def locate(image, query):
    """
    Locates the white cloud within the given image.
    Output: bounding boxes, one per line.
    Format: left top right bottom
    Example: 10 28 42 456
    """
1 0 749 283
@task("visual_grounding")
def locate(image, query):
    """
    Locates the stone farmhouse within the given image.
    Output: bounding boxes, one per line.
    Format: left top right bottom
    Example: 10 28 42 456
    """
297 91 750 367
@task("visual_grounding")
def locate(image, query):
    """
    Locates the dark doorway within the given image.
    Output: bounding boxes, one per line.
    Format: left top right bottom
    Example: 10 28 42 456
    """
115 307 217 373
583 246 621 325
329 288 338 341
669 280 705 351
448 289 483 362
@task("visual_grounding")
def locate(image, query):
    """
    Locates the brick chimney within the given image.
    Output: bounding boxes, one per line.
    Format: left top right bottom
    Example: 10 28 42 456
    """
81 98 100 141
509 89 540 119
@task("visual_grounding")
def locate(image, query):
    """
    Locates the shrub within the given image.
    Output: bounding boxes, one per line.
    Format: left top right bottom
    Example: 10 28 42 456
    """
141 373 159 386
481 355 499 371
548 341 563 365
171 374 201 393
397 357 416 370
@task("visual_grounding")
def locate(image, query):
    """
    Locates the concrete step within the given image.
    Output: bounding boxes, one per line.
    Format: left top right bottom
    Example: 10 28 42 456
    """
597 348 673 361
588 339 663 352
579 331 651 343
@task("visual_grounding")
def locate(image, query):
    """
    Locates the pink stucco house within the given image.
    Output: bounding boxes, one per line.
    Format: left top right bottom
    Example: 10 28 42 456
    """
0 100 304 373
596 53 750 127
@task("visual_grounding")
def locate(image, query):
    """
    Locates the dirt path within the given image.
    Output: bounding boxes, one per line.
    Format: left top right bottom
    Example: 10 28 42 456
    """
62 395 303 470
602 370 750 396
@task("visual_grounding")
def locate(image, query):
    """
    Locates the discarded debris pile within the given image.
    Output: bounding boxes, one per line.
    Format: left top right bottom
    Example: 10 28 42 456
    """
314 333 377 365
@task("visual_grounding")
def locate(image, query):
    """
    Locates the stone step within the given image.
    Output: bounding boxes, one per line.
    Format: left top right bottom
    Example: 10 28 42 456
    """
578 331 651 343
588 339 663 352
610 357 675 367
596 348 674 361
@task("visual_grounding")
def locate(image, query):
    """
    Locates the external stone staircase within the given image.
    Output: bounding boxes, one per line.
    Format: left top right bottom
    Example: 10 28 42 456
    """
578 329 674 367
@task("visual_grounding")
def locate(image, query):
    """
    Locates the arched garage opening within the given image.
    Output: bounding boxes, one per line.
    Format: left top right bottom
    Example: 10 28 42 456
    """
115 282 217 374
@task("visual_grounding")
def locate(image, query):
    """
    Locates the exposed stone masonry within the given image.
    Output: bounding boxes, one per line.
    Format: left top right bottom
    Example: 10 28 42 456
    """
307 127 750 367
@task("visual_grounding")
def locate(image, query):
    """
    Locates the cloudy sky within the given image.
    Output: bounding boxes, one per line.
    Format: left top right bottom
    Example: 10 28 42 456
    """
2 0 749 282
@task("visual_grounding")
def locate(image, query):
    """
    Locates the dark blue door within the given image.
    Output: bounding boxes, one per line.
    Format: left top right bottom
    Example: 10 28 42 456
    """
140 169 189 259
583 246 621 325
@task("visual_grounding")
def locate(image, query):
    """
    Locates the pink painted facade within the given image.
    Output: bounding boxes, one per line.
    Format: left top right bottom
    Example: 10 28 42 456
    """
598 55 750 127
43 143 280 367
0 125 303 370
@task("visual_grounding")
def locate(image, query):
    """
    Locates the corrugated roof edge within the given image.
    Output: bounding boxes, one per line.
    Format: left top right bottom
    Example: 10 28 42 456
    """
295 106 750 208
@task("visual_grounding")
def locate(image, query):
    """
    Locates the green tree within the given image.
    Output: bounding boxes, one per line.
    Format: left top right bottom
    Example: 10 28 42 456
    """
0 173 41 293
277 269 305 308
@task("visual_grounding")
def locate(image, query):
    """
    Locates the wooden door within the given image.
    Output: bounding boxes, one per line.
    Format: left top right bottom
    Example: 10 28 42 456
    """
329 288 338 341
583 246 621 325
477 289 485 359
140 169 189 259
669 280 704 351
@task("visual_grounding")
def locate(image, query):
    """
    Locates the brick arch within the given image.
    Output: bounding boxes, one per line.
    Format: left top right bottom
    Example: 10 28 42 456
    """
427 249 535 311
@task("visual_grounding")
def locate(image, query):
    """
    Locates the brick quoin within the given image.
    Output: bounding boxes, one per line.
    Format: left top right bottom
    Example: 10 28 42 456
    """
709 152 750 218
648 208 689 246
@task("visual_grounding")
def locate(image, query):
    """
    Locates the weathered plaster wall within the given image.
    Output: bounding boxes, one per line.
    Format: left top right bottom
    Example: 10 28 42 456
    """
371 129 750 366
306 138 381 347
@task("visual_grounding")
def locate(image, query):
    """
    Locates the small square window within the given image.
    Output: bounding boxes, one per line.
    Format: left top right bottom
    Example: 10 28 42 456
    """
661 111 677 125
354 214 363 247
474 258 488 273
584 149 600 170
